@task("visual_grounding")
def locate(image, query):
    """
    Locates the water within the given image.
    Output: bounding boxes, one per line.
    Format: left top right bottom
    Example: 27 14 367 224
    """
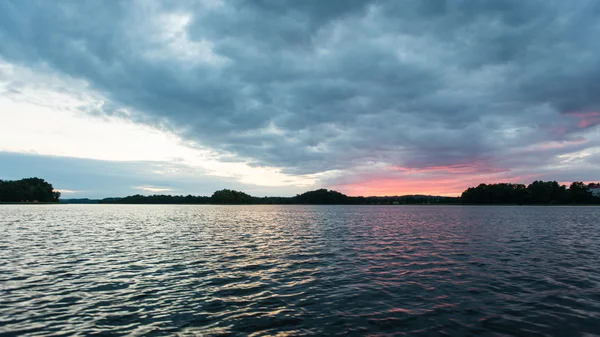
1 205 600 336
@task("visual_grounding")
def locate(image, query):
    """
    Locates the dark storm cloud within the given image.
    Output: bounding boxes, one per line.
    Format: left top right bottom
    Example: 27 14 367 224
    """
1 0 599 175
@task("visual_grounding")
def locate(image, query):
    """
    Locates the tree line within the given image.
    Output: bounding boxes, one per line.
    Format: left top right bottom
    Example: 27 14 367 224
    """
461 181 600 205
0 178 61 203
7 177 598 205
98 194 212 204
97 188 461 205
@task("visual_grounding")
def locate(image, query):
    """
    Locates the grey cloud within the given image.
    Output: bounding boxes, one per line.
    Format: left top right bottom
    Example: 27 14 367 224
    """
1 0 600 176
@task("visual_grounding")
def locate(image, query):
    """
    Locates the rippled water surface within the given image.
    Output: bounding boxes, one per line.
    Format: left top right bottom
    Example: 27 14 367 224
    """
2 205 600 336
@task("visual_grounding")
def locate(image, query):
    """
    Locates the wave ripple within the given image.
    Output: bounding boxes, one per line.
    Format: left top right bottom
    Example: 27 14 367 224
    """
1 205 600 336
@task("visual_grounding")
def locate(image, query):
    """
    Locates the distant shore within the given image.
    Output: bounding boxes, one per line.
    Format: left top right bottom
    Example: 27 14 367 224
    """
63 189 461 206
61 182 600 206
3 177 600 206
0 202 59 205
54 202 600 206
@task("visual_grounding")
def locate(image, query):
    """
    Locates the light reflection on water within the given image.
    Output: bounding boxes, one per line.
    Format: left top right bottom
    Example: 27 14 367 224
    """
1 205 600 336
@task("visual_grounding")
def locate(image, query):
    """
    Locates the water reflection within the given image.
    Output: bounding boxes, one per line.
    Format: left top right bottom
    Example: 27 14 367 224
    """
1 205 600 335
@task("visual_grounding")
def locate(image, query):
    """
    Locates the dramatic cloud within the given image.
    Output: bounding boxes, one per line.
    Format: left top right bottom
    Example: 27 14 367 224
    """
1 0 599 196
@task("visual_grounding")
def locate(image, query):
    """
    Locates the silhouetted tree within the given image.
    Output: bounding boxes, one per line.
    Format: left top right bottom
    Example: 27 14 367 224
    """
461 180 600 205
211 189 255 204
0 177 60 202
292 189 350 204
569 182 593 204
526 181 567 204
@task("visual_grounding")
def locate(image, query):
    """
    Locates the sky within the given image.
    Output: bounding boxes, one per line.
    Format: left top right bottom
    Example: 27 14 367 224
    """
1 0 599 198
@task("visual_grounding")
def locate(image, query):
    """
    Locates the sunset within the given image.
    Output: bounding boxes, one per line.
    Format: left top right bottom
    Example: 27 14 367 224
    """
1 1 599 198
2 1 600 336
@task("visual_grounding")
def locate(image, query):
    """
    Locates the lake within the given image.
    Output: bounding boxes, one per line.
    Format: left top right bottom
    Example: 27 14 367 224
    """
1 205 600 336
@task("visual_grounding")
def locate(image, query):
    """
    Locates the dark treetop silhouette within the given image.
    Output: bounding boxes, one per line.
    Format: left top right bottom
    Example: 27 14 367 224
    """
94 189 460 205
95 182 599 205
460 181 600 205
0 177 61 203
4 177 598 205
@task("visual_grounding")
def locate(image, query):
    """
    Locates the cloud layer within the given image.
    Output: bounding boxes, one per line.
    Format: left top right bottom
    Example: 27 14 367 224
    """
1 0 599 196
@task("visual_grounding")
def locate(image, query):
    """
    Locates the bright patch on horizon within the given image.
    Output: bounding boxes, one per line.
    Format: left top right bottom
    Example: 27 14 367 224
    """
54 189 77 194
136 186 174 193
0 60 319 189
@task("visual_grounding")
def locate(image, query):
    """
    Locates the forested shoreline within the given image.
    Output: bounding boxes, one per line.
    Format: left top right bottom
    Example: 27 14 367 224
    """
0 178 61 203
461 181 600 205
87 181 600 205
96 189 460 205
3 177 599 205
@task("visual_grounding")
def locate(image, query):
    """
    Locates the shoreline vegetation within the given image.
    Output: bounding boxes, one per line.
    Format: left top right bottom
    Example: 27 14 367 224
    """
97 189 461 205
2 177 599 205
0 178 60 203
